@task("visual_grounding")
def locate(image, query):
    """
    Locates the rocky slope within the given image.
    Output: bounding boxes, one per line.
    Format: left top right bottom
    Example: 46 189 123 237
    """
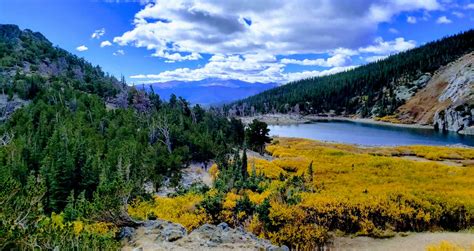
397 52 474 134
120 220 288 251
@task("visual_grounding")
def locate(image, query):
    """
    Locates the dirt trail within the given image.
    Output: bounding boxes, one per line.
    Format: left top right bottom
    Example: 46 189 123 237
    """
330 232 474 251
398 156 464 167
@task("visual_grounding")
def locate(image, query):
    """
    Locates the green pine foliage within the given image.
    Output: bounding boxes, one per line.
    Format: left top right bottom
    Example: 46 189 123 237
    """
0 24 245 249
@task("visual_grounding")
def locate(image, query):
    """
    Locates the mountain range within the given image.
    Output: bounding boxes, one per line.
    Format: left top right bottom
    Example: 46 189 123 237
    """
138 79 277 106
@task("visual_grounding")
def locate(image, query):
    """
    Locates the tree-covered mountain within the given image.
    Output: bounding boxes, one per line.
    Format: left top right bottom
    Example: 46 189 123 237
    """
139 78 277 106
0 24 245 249
227 29 474 119
0 24 122 99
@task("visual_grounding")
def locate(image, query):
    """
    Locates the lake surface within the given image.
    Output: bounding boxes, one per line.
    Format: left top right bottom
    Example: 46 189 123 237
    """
268 121 474 146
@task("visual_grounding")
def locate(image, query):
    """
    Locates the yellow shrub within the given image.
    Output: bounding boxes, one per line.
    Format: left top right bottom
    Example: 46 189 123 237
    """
248 157 286 179
72 220 84 236
129 137 474 249
209 163 219 181
375 115 402 124
425 241 466 251
128 194 208 231
85 222 117 236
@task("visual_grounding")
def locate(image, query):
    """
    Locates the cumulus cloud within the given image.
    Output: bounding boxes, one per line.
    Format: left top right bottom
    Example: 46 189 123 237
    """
129 53 356 84
115 0 439 58
281 53 352 68
113 49 125 56
152 51 201 63
128 36 417 84
76 45 88 52
436 16 452 24
100 40 112 47
117 0 441 84
91 28 106 39
359 37 416 55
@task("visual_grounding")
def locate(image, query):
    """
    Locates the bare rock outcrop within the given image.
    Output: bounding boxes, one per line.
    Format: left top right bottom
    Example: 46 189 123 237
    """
0 94 29 122
121 221 288 251
396 52 474 134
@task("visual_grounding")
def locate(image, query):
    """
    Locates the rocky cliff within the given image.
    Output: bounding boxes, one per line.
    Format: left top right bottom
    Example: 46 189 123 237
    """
396 52 474 134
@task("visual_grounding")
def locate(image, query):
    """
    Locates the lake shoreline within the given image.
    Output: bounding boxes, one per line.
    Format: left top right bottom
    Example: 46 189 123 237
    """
239 114 433 130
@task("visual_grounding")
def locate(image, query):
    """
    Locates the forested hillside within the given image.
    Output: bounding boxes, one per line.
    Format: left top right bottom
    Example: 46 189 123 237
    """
0 24 244 249
227 29 474 118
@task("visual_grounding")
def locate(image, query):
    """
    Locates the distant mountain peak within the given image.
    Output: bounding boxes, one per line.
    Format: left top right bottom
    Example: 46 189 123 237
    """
139 78 277 106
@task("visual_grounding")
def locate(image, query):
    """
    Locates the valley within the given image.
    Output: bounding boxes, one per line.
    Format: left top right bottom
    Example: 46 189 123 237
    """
0 2 473 249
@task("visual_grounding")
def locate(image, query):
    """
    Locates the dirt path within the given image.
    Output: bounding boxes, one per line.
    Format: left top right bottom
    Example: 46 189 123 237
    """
330 232 474 251
398 156 464 167
183 163 213 187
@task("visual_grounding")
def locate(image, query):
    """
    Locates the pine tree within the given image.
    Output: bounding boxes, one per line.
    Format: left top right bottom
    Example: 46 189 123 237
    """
241 148 248 181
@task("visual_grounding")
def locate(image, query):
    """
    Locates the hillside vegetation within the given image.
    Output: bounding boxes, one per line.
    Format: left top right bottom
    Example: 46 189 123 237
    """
227 30 474 119
130 137 474 249
0 24 245 249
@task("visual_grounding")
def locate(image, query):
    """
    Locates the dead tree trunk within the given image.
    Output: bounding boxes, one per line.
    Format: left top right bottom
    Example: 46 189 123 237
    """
150 115 172 153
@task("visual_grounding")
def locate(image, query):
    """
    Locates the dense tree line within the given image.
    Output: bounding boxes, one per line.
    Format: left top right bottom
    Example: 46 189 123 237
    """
226 29 474 117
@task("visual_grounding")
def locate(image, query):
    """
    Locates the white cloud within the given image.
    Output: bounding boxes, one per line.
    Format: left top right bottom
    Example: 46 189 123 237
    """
76 45 88 52
91 28 106 39
129 36 417 84
281 53 351 68
113 49 125 56
118 1 440 84
359 37 416 55
466 3 474 9
152 51 201 62
365 55 389 63
129 53 357 84
436 16 452 24
100 40 112 47
407 16 417 23
114 0 439 59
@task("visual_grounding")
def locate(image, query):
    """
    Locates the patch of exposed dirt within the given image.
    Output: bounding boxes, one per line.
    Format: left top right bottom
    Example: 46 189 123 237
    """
329 232 474 251
398 156 464 167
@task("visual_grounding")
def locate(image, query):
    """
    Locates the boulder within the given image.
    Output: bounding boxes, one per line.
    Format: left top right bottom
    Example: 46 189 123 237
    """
434 106 473 133
118 227 135 241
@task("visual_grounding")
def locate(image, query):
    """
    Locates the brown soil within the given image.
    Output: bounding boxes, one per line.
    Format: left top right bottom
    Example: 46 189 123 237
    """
330 232 474 251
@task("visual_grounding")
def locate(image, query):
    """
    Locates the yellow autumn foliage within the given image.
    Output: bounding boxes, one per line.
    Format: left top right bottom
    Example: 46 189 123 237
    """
374 115 402 124
128 193 208 231
425 240 470 251
209 163 219 181
129 137 474 249
46 213 116 238
248 157 286 179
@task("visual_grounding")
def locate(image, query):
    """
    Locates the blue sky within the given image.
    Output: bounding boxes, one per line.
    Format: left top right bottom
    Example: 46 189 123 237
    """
1 0 473 85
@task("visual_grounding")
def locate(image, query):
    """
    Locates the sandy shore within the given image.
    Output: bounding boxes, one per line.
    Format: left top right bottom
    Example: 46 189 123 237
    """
239 114 433 130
